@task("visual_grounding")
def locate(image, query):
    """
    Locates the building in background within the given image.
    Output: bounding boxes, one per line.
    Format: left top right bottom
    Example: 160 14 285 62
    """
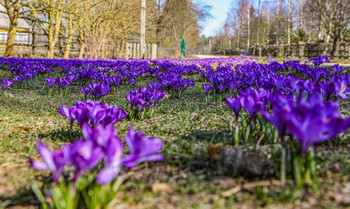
0 4 30 44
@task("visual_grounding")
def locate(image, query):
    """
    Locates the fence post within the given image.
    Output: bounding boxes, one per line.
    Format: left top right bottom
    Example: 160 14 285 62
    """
334 41 341 59
137 43 140 58
125 43 130 59
346 42 350 60
152 44 157 59
279 44 284 58
298 41 306 58
147 44 151 59
132 43 136 58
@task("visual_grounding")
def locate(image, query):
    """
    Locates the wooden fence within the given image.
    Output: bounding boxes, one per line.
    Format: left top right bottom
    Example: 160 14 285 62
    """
125 43 157 59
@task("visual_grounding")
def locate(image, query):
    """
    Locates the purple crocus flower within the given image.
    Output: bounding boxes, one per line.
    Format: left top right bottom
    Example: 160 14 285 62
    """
202 83 213 95
126 90 141 107
95 130 124 185
225 96 243 122
129 78 136 86
334 78 350 100
229 81 238 94
58 104 76 127
110 76 123 88
46 77 56 89
80 86 91 99
29 141 70 183
333 64 344 75
287 94 350 155
137 98 153 110
59 100 127 128
319 81 336 101
65 74 77 82
1 78 13 90
89 82 112 100
240 87 268 121
81 123 115 147
56 78 71 89
148 82 161 91
262 104 291 140
153 89 165 107
121 126 164 168
13 75 24 84
70 139 104 182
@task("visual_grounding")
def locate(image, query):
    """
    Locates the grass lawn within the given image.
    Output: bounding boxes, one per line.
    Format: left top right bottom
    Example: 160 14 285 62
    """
1 62 350 209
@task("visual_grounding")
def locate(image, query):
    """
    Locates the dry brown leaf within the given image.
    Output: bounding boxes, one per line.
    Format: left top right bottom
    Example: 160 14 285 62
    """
151 182 173 193
221 185 241 197
208 145 222 156
221 179 282 197
12 126 33 133
163 94 171 99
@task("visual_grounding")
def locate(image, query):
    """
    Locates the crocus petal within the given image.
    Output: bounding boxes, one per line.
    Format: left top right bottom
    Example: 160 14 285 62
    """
37 141 56 171
96 165 120 185
29 160 50 170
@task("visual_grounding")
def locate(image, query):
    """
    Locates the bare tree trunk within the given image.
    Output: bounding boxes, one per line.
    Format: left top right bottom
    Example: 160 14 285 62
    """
78 42 85 59
287 0 291 45
101 40 106 59
46 9 63 58
236 15 240 48
300 0 303 30
247 0 250 48
30 21 37 57
140 0 146 59
47 41 55 58
63 34 73 59
5 15 18 57
331 37 338 59
267 5 270 45
4 3 19 57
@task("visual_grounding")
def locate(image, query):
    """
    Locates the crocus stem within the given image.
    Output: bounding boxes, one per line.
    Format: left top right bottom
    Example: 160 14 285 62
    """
245 122 251 144
274 129 278 144
113 171 127 192
150 107 155 118
234 120 239 146
281 143 286 185
141 110 145 119
69 123 73 140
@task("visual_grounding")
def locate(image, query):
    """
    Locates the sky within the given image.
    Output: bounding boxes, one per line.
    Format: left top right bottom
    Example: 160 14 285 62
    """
201 0 232 38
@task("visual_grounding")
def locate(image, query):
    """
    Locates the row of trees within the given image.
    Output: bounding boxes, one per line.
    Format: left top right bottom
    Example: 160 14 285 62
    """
211 0 350 58
2 0 211 58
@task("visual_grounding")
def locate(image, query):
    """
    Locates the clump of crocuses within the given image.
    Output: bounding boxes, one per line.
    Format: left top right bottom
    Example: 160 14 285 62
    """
30 124 164 209
308 55 330 66
58 99 127 132
126 86 165 119
80 82 112 100
262 92 350 187
226 87 268 144
0 78 13 95
202 83 213 103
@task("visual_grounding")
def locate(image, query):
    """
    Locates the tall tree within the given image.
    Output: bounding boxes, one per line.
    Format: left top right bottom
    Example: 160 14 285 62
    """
2 0 21 57
158 0 211 56
29 0 66 58
305 0 350 58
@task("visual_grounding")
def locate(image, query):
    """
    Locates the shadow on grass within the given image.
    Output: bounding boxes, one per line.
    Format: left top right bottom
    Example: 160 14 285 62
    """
163 129 276 180
39 128 82 143
0 174 52 208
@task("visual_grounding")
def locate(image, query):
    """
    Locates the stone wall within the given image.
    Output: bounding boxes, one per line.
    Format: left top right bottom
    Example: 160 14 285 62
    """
248 42 350 59
0 42 80 57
